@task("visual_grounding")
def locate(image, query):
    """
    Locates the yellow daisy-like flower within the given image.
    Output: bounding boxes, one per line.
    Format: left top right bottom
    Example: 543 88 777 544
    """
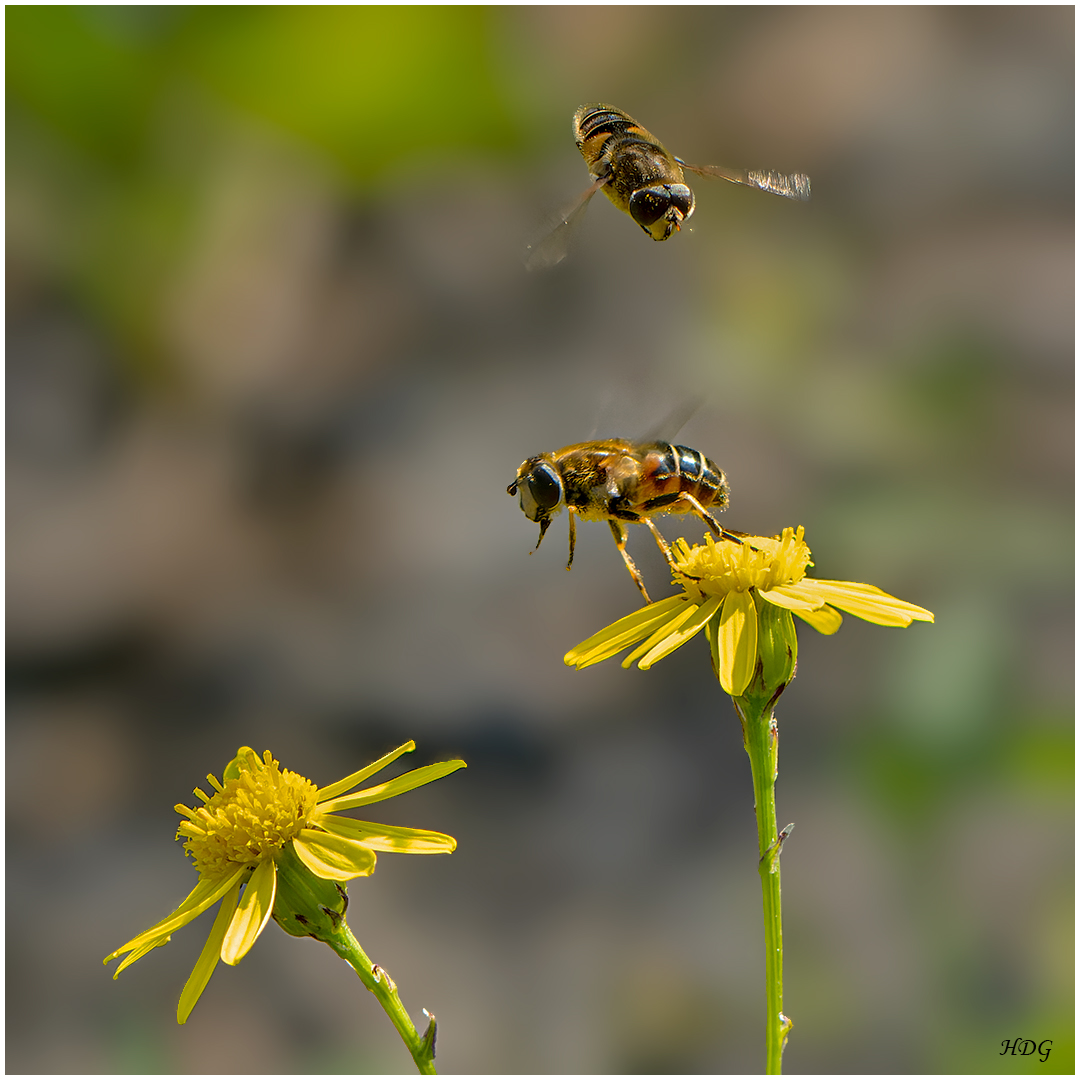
105 741 465 1023
565 527 934 696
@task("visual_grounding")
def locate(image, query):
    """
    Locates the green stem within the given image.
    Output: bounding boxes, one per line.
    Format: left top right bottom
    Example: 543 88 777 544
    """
737 694 793 1075
326 921 438 1075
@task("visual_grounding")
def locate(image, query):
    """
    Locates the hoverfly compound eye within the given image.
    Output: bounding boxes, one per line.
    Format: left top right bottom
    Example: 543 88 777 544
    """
629 184 695 240
667 184 694 219
628 187 672 229
519 463 563 521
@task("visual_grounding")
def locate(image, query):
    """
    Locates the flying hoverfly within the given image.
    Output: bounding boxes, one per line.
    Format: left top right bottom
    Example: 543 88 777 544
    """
508 438 745 603
525 102 811 270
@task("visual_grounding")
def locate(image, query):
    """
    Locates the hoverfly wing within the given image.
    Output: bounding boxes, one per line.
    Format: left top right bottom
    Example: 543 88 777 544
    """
637 397 705 444
524 176 608 271
677 160 811 202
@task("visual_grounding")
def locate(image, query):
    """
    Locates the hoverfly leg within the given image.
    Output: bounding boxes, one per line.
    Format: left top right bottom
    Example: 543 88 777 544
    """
566 507 577 570
675 493 761 551
534 516 553 552
641 516 675 564
673 492 725 537
642 517 702 584
608 519 653 604
674 492 751 547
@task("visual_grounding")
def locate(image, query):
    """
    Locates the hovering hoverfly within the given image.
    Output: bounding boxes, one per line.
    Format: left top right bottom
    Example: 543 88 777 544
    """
525 102 811 269
508 438 744 603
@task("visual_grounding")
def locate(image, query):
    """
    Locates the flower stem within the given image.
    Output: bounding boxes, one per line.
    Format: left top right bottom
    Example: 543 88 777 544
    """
326 921 438 1075
737 694 793 1074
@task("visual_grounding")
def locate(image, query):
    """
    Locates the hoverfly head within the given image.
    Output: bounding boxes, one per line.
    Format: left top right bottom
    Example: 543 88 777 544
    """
629 184 695 240
510 458 565 527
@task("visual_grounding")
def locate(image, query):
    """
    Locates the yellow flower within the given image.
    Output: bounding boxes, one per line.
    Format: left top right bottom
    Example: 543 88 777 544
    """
105 741 465 1023
565 527 933 696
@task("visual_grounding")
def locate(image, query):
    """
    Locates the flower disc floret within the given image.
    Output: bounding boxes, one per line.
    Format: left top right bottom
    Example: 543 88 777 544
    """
177 750 319 877
673 528 812 599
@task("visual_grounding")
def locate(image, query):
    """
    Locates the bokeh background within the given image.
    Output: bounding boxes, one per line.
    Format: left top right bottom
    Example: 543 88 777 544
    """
7 6 1073 1074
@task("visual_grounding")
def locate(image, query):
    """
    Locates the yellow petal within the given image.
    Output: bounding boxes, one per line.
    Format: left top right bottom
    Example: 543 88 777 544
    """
622 600 703 667
637 595 724 669
221 858 277 966
793 603 843 635
564 595 689 668
757 586 826 612
718 590 757 696
315 741 416 801
110 938 170 979
707 605 722 680
177 880 241 1023
317 760 467 814
292 829 378 880
312 813 457 854
104 867 248 970
804 579 934 627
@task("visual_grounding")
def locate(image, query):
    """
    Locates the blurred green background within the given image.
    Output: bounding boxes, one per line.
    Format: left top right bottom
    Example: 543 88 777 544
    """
7 6 1072 1074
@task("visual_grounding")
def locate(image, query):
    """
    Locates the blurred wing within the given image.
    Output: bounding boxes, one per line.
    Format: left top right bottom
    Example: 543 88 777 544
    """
638 397 705 443
524 177 607 271
587 394 706 443
678 160 811 201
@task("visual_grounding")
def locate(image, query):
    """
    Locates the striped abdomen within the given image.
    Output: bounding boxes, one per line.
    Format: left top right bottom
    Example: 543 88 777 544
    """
638 442 729 513
573 104 679 181
574 104 651 152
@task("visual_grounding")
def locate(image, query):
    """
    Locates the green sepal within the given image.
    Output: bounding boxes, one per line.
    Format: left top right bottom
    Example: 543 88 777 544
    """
757 599 797 692
731 596 798 717
272 842 349 941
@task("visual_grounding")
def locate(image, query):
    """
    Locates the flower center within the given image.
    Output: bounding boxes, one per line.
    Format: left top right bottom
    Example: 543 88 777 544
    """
176 749 319 878
672 526 812 598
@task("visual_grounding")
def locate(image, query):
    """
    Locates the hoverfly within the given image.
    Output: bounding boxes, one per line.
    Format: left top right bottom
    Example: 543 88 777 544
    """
508 439 743 603
525 103 811 270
